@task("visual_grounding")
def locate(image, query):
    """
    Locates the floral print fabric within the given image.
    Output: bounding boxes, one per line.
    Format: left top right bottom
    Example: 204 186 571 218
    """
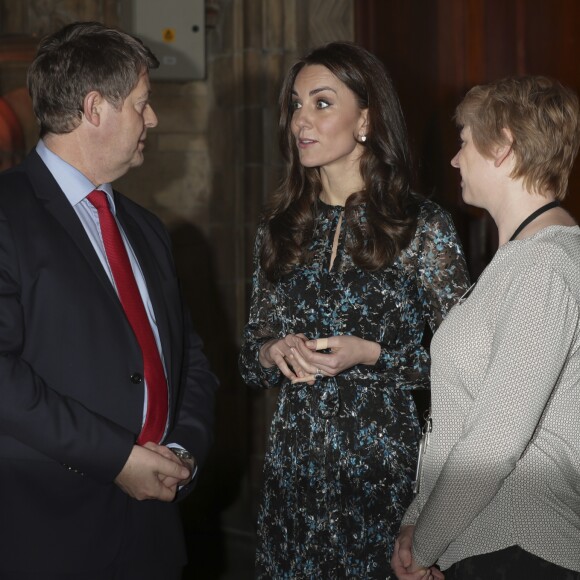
239 197 470 579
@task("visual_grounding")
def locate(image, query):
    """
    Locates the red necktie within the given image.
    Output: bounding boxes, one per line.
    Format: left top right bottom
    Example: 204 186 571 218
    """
88 190 168 444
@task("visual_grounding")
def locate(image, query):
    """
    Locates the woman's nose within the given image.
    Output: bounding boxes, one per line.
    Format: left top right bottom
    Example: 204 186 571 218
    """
293 107 311 129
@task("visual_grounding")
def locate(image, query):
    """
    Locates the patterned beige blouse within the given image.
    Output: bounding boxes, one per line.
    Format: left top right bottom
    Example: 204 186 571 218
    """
403 225 580 573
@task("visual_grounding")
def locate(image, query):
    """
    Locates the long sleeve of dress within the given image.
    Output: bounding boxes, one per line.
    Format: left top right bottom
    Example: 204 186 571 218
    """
239 224 285 389
375 205 470 386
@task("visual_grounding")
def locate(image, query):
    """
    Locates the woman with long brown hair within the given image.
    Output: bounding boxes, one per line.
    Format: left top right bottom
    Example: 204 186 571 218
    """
240 41 469 579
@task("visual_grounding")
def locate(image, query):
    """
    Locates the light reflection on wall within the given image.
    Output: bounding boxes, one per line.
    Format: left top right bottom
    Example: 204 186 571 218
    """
0 35 38 170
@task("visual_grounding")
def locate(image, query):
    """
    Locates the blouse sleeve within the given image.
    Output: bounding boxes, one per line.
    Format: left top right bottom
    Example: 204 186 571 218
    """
374 204 471 382
238 224 285 389
410 263 579 567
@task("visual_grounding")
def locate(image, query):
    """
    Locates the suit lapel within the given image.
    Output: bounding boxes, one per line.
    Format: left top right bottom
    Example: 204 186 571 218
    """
26 151 174 391
25 151 123 309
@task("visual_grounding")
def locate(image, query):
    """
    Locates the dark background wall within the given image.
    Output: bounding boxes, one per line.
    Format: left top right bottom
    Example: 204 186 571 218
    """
356 0 580 277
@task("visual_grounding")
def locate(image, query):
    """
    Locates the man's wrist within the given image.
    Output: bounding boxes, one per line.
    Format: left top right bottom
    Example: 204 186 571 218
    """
169 447 196 481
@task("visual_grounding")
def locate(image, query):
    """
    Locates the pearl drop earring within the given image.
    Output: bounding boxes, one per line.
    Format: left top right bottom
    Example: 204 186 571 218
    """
360 134 367 142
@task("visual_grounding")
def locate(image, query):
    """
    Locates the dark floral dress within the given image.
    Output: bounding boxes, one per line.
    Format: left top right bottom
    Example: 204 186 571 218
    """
239 198 470 579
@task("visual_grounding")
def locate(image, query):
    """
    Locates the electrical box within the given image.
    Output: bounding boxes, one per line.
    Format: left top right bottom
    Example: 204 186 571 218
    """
121 0 206 81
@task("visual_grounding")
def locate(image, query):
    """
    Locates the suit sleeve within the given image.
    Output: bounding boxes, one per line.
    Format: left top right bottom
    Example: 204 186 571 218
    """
165 299 219 472
138 211 219 477
0 208 136 483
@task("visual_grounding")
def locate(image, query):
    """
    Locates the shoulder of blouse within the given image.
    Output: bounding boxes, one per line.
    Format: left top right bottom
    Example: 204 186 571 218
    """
500 227 580 282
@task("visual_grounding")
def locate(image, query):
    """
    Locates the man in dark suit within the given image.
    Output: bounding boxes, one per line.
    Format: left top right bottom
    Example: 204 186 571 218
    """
0 21 218 580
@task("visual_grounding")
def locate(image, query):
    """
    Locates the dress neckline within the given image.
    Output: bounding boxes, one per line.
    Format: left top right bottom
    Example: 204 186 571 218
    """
317 197 345 211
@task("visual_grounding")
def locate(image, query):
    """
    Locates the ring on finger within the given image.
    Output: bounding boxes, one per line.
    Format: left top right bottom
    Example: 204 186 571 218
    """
314 368 323 380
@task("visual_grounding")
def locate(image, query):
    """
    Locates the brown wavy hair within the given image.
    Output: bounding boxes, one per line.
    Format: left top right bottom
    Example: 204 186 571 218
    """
260 41 419 282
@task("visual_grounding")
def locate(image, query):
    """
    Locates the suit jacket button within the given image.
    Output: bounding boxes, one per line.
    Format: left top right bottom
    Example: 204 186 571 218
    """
130 372 143 384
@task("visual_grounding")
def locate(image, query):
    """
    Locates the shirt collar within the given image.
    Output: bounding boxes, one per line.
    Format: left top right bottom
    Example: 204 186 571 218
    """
36 139 115 212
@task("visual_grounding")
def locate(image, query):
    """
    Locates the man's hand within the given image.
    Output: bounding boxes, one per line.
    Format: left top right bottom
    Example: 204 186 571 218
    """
144 442 195 488
114 444 190 501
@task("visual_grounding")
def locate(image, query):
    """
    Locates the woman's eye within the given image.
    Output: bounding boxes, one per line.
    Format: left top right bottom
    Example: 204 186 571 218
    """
291 101 302 111
317 99 330 109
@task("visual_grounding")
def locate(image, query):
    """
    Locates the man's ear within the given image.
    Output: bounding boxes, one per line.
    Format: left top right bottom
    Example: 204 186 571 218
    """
493 128 513 167
83 91 103 127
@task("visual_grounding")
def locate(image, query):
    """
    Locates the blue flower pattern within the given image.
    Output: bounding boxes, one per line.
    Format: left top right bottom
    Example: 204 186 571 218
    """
240 198 470 578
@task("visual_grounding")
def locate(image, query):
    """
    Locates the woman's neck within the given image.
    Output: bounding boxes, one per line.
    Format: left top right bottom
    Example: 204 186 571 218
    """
319 191 349 206
319 169 364 206
494 190 573 245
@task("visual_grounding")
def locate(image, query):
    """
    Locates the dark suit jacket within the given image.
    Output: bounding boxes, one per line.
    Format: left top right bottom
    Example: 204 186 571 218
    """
0 151 218 575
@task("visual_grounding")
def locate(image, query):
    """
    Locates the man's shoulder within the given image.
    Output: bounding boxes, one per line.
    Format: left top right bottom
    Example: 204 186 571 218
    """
113 190 165 229
0 161 36 208
0 161 32 186
113 190 172 255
